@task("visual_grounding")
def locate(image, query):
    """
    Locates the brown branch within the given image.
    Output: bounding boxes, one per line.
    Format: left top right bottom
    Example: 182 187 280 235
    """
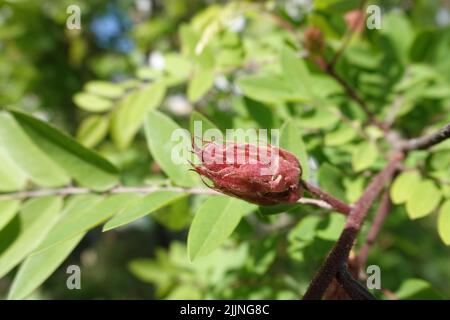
335 263 376 300
358 189 391 274
402 122 450 151
301 180 352 215
303 227 358 300
303 153 403 300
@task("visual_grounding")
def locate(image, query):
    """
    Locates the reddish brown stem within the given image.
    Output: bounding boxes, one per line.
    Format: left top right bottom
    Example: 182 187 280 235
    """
303 153 403 300
335 263 376 300
402 122 450 151
358 189 391 274
301 180 352 215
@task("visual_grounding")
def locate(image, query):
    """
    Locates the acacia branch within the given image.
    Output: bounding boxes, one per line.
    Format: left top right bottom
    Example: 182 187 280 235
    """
335 263 376 300
358 189 391 274
402 122 450 151
301 180 352 215
303 153 403 300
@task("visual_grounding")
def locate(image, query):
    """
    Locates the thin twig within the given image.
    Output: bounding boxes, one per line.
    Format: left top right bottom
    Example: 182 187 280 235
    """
266 8 385 132
0 185 336 212
402 122 450 151
0 185 217 201
301 181 352 215
330 0 368 66
358 189 391 275
324 62 385 131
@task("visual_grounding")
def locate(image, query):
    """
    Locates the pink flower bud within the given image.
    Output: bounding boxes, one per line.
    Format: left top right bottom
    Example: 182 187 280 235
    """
303 26 325 54
344 9 366 33
191 140 303 206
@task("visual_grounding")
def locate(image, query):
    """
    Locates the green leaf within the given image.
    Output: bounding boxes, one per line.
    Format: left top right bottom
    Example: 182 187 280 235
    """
438 200 450 245
136 67 163 81
314 0 361 11
288 216 321 243
317 213 346 241
237 75 304 104
410 30 438 62
0 148 27 191
153 197 192 231
281 47 312 100
381 12 414 64
76 115 109 148
166 285 202 300
299 108 339 129
190 111 219 135
0 200 20 231
0 196 63 278
84 80 125 99
187 196 255 261
317 163 346 201
395 278 443 300
128 259 171 289
422 84 450 99
0 112 70 187
7 233 84 300
111 81 166 150
180 24 199 57
187 68 215 102
145 110 197 187
280 119 310 181
343 176 365 203
35 193 139 253
163 53 192 86
258 203 300 216
429 149 450 171
103 191 188 231
352 141 378 172
289 215 322 260
242 97 276 130
11 111 119 191
390 171 421 204
325 123 357 146
406 180 442 219
73 92 114 112
344 47 382 70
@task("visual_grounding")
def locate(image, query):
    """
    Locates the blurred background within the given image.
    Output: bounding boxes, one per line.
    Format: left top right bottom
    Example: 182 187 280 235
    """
0 0 449 299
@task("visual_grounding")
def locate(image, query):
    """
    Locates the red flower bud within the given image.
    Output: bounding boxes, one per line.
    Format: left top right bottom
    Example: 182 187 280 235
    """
303 26 325 54
344 9 365 33
191 140 303 206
